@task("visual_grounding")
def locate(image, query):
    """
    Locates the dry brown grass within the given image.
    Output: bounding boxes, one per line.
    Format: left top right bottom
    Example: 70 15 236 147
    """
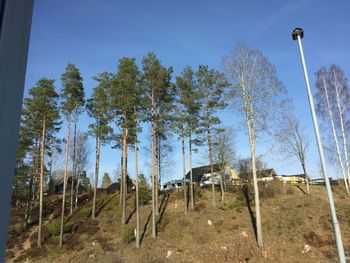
5 184 350 263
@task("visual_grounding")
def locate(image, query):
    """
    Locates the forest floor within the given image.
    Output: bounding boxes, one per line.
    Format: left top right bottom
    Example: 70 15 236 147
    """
5 182 350 263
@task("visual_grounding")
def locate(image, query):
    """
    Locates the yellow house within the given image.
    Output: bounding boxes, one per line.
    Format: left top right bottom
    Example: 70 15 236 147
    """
277 174 306 184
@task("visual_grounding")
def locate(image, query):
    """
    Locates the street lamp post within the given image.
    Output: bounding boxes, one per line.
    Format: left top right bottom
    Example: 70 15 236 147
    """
292 27 346 263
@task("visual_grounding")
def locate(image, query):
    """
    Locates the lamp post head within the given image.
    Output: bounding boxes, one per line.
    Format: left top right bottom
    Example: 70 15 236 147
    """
292 28 304 40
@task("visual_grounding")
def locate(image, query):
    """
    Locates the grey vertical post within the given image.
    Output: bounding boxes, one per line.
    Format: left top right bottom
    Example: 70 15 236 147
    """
0 0 34 261
292 27 346 263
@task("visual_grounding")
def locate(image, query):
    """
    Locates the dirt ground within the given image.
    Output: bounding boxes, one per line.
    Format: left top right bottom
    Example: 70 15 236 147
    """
5 183 350 263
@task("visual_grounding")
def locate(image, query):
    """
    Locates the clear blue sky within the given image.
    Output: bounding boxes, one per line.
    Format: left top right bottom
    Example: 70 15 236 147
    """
24 0 350 184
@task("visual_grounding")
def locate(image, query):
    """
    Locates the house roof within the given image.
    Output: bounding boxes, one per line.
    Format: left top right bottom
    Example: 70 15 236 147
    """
54 175 75 186
281 174 306 178
185 164 222 182
239 168 276 179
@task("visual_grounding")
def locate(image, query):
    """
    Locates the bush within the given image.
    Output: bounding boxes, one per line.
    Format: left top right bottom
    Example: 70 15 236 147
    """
194 186 202 197
139 186 151 205
49 219 73 236
228 189 246 212
121 226 135 244
286 185 295 195
259 180 282 199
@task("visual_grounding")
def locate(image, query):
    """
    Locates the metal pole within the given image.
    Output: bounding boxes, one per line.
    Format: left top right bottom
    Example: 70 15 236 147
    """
292 28 346 263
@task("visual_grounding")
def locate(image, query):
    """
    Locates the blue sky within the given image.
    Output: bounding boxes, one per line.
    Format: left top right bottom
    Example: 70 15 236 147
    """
25 0 350 184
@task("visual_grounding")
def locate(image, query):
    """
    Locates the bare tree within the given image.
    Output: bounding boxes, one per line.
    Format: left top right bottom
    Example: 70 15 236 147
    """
74 131 90 208
222 43 288 247
315 66 350 195
212 127 237 203
278 114 310 193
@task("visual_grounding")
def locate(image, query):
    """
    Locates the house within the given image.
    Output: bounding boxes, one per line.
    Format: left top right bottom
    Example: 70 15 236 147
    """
163 179 184 191
277 174 306 184
45 175 88 195
185 163 242 186
311 178 339 185
239 168 277 182
106 182 120 194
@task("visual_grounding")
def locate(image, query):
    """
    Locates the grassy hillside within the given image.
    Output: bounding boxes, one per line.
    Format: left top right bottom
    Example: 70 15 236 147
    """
5 183 350 263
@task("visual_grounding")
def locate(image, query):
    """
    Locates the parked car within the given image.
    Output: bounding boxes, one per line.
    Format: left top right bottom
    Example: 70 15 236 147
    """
200 173 221 187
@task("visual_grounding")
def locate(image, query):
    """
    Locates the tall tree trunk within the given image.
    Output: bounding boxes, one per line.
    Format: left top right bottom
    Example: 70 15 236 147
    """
207 123 216 207
249 135 263 247
74 172 80 209
205 90 216 207
158 137 161 195
301 161 310 194
155 122 159 215
59 114 71 247
25 133 38 223
333 72 350 189
119 154 123 207
37 119 46 248
241 75 262 246
182 128 188 214
29 136 41 224
219 170 225 204
92 135 101 219
122 129 128 224
189 132 194 210
322 76 350 195
248 100 263 247
70 122 77 215
151 90 156 239
135 130 140 248
32 135 41 204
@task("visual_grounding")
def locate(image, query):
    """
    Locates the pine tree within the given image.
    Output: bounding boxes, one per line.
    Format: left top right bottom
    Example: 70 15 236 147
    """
23 78 60 248
196 65 228 207
87 72 113 220
59 63 85 247
175 66 201 211
109 57 141 224
141 52 173 239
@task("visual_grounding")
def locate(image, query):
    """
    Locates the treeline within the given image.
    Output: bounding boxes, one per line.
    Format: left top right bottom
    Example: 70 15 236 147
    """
13 43 350 250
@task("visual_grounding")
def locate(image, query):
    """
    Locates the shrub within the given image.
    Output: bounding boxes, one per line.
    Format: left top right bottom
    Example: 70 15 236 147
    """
286 185 295 195
259 180 282 199
121 226 135 244
139 187 151 205
49 219 73 236
228 189 246 212
194 186 202 197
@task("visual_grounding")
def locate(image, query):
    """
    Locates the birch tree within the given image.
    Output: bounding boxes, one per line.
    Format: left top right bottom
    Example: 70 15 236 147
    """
315 66 350 194
330 65 350 187
277 114 310 193
222 43 287 247
73 130 90 208
196 65 228 208
212 128 237 202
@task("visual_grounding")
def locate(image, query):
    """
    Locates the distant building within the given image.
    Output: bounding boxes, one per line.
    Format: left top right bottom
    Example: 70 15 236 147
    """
184 163 244 187
44 175 88 195
239 168 277 182
311 178 338 185
277 174 306 184
163 179 184 191
106 182 120 194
